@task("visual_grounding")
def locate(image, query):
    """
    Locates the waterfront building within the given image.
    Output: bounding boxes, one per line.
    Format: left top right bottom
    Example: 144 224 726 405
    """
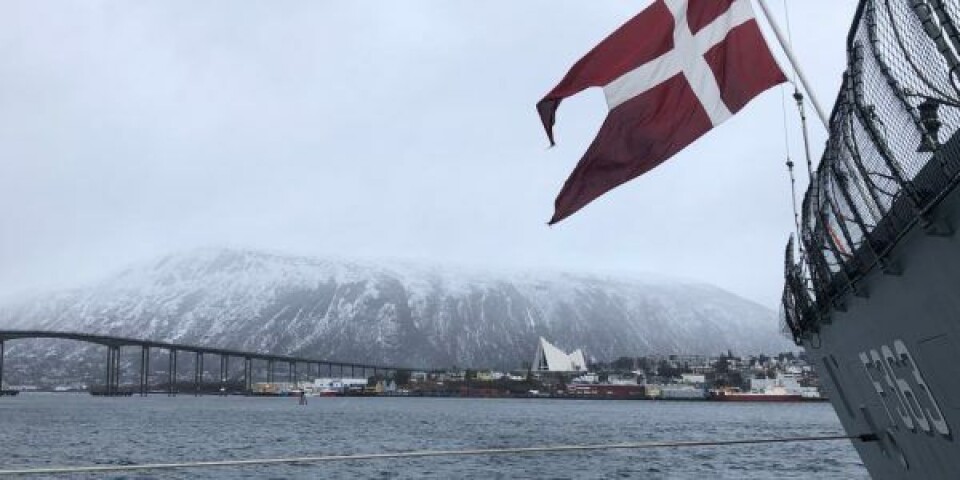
312 378 367 394
252 382 298 394
531 337 586 373
656 384 707 400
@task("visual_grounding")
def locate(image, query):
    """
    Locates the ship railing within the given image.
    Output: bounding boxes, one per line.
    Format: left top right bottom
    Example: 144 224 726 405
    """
781 0 960 344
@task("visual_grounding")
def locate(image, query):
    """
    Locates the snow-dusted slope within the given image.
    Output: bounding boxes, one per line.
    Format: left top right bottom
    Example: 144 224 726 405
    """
0 248 791 369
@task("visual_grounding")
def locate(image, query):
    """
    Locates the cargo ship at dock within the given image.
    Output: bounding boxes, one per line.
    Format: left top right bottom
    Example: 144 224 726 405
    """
710 386 826 403
710 389 803 402
710 373 823 402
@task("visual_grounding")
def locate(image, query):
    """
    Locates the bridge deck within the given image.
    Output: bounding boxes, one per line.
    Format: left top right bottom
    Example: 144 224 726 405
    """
0 330 424 396
0 329 418 371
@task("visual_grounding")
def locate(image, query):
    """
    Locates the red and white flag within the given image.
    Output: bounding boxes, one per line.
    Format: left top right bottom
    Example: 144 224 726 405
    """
539 0 786 224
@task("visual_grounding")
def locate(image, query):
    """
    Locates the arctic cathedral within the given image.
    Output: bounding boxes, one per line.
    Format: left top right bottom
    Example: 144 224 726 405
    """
532 337 587 373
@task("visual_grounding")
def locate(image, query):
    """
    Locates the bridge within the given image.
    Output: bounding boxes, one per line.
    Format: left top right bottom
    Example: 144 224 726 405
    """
0 330 419 396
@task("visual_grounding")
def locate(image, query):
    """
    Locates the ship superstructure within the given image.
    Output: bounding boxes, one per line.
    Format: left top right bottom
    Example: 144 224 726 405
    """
780 1 960 478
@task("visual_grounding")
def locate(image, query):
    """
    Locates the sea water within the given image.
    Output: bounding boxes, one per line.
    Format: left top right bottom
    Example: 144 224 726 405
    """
0 394 867 479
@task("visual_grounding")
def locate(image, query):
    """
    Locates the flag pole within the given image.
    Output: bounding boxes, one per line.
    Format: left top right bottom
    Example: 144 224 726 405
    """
755 0 830 130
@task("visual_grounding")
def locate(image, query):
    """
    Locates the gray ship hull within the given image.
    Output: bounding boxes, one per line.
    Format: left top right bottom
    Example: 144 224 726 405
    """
806 181 960 479
777 1 960 478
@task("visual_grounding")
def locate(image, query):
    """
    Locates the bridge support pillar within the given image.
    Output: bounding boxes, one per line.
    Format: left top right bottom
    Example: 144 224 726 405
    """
290 362 295 385
0 340 4 392
115 346 121 394
225 356 230 395
219 355 227 396
139 346 149 397
245 357 249 393
105 346 114 395
168 349 178 397
241 357 247 394
104 345 121 396
194 352 202 396
144 346 150 395
105 347 111 395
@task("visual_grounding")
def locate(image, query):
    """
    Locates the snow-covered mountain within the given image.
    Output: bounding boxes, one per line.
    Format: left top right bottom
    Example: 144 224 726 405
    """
0 248 791 369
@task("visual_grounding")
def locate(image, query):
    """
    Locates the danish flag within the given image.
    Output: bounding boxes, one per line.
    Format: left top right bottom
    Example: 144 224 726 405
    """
539 0 786 224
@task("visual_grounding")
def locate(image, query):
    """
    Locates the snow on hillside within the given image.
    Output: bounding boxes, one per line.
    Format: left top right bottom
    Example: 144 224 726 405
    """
0 248 792 369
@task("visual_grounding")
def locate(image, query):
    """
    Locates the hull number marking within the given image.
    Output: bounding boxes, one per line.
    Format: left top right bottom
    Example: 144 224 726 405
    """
858 340 949 436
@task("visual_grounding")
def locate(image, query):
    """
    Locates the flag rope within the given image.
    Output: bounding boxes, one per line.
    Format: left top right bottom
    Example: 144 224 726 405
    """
0 434 873 476
756 0 830 129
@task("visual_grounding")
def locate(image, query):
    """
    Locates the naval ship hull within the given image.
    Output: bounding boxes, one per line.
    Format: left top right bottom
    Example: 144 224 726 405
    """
778 1 960 478
806 180 960 479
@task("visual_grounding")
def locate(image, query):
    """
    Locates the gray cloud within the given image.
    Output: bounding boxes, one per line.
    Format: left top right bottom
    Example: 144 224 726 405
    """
0 1 858 306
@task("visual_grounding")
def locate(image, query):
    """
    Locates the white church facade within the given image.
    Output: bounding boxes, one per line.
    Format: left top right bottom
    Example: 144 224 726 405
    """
532 337 587 373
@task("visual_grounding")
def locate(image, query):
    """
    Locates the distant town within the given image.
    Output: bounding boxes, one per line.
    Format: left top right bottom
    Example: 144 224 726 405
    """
2 338 822 402
310 339 823 402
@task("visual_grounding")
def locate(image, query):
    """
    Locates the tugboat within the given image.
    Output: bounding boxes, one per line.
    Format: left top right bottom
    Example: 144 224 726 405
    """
780 1 960 478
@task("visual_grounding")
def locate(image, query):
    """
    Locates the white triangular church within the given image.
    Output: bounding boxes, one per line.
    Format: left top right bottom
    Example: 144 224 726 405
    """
532 337 587 373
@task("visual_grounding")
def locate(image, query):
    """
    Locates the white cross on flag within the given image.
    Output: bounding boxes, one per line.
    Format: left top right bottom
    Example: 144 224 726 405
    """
538 0 786 224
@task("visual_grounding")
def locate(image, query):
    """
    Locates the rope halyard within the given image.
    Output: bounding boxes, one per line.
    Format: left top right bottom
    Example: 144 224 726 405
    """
0 434 868 476
782 84 803 247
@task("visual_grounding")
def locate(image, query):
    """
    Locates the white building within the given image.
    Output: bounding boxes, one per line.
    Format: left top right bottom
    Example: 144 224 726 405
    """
532 337 587 373
571 373 600 384
313 378 368 392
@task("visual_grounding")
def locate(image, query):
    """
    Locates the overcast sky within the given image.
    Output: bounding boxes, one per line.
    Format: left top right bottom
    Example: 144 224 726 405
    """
0 1 859 307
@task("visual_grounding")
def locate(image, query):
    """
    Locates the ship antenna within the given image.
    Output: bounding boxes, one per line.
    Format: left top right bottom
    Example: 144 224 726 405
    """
756 0 830 130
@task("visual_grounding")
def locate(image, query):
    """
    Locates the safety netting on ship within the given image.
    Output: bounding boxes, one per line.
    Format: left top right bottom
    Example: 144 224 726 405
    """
781 0 960 343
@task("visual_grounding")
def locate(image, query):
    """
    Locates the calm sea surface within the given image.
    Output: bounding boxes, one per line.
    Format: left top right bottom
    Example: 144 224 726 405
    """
0 394 867 479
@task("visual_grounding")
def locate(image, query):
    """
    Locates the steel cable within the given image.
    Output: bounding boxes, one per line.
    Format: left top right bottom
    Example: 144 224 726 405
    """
0 434 872 476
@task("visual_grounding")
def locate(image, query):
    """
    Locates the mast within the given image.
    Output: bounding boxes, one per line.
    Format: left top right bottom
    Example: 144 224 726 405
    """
755 0 830 130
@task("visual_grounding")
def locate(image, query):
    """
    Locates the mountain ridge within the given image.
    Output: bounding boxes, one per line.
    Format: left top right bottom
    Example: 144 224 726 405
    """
0 248 792 369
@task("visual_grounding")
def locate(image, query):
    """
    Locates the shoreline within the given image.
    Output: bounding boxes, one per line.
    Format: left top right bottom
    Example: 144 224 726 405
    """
3 390 829 403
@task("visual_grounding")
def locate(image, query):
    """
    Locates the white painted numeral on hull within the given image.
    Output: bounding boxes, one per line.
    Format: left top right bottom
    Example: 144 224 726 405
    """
882 345 929 433
872 349 915 431
857 340 950 437
894 340 950 436
859 351 897 426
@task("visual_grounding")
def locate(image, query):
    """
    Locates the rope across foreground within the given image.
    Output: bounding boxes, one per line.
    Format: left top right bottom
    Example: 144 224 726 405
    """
0 434 872 476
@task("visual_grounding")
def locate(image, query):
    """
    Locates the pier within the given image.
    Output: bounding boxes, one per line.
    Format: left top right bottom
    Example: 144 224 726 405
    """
0 330 418 396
